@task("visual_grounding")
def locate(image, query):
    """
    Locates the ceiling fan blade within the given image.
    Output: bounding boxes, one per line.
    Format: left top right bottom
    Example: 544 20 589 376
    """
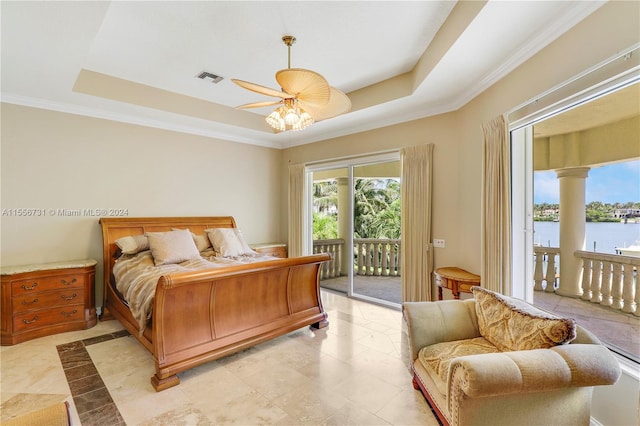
276 68 330 106
236 100 283 109
300 87 351 122
231 79 290 99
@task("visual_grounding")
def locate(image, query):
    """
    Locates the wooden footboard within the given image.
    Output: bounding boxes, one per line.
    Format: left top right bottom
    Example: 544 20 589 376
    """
150 254 329 390
99 217 330 391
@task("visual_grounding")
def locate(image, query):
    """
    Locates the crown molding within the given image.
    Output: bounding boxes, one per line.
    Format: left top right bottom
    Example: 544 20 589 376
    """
0 93 283 149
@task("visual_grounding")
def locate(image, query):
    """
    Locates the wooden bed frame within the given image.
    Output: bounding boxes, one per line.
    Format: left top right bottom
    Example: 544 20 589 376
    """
99 216 330 391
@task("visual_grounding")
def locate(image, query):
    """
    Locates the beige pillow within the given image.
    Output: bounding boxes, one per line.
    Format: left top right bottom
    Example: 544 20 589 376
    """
145 229 201 266
206 228 250 257
472 286 576 352
193 234 212 252
115 235 149 255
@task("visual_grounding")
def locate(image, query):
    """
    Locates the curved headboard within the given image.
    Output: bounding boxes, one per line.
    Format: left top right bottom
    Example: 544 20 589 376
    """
99 216 237 309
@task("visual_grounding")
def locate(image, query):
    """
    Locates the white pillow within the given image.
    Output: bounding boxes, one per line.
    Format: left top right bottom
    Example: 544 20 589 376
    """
234 229 256 255
115 235 149 255
145 229 201 265
206 228 253 257
171 228 212 252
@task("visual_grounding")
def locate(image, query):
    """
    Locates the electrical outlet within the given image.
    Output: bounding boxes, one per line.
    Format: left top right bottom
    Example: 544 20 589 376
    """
433 239 446 248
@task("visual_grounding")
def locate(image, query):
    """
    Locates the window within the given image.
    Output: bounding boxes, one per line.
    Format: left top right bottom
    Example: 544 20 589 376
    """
510 47 639 362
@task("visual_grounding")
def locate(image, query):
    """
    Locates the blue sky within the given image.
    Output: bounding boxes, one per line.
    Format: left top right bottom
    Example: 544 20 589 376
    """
534 159 640 204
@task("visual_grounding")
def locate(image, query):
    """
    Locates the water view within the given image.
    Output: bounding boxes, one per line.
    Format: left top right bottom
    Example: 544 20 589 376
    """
534 221 640 254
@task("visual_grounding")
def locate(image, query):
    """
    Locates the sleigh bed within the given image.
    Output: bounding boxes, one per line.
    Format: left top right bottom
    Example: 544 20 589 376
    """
99 216 330 391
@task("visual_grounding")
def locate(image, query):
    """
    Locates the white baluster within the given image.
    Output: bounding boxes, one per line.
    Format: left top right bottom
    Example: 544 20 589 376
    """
621 264 636 314
373 242 380 276
610 262 624 310
590 260 603 303
381 243 389 276
534 251 544 291
580 257 592 300
545 252 557 293
633 266 640 317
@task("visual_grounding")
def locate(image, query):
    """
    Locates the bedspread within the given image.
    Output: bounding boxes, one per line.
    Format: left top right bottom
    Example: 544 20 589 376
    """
113 250 276 332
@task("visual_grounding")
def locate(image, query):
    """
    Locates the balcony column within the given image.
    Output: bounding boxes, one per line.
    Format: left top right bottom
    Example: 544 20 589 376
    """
555 167 590 298
336 177 350 274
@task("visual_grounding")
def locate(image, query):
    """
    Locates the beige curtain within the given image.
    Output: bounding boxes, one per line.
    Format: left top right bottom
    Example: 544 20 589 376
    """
481 114 512 295
401 144 434 302
288 163 306 257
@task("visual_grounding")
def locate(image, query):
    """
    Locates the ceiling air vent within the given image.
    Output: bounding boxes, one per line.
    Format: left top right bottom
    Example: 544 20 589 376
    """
196 71 224 84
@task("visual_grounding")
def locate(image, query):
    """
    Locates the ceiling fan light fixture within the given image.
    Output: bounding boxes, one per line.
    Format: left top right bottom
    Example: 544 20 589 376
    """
265 99 314 132
284 108 299 126
266 108 286 132
296 110 314 129
233 34 349 133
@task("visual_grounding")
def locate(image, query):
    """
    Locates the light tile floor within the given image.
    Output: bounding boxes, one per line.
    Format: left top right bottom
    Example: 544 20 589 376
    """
1 290 440 425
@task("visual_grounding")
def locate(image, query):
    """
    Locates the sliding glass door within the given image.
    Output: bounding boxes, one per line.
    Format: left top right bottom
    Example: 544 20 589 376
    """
309 153 401 307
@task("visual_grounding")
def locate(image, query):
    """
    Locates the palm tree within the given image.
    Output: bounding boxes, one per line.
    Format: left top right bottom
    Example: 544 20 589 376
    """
353 178 400 238
312 177 401 239
313 180 338 215
370 198 401 239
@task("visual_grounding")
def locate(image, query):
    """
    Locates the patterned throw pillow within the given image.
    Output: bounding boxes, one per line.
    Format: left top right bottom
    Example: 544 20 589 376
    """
472 286 576 352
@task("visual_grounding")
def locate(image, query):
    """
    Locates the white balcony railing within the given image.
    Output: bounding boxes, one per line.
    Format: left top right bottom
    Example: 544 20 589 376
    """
313 239 343 280
533 246 560 292
354 238 401 277
313 238 402 280
316 241 637 317
534 246 639 316
577 250 639 315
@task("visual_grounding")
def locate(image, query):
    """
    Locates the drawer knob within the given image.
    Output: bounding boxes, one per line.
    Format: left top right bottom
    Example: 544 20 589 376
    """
21 298 39 306
61 309 78 317
61 293 77 301
22 315 39 324
61 278 77 286
21 283 38 291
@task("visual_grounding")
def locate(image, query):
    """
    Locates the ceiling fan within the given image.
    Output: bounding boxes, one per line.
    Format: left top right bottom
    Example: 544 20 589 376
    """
232 35 351 132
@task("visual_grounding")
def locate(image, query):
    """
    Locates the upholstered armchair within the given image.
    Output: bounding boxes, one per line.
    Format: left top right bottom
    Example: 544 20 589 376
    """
403 286 621 426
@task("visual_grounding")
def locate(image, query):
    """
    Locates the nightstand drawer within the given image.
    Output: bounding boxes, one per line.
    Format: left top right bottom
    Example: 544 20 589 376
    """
13 289 85 314
13 304 85 332
458 282 478 293
11 274 85 295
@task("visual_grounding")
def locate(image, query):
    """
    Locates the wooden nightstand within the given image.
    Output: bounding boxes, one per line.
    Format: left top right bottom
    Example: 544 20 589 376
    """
1 259 97 345
251 243 287 258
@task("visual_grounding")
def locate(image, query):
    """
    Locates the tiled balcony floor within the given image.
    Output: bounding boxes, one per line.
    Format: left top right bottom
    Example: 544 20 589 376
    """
533 290 640 360
321 275 402 305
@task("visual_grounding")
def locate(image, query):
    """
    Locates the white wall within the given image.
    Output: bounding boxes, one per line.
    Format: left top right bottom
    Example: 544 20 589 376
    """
1 103 284 305
592 361 640 426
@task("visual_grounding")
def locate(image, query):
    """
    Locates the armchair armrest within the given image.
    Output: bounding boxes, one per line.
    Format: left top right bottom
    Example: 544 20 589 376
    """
403 300 480 361
448 344 621 404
